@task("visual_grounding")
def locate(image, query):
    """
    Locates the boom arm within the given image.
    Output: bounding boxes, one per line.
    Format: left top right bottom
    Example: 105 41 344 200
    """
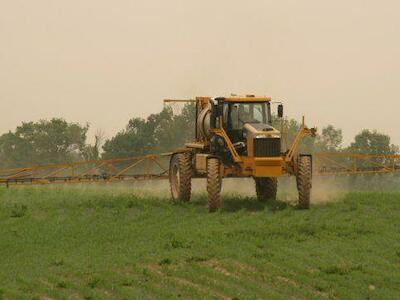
163 99 196 103
285 117 317 162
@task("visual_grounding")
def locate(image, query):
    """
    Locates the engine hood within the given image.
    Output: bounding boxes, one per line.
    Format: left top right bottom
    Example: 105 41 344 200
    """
250 123 276 132
244 123 281 138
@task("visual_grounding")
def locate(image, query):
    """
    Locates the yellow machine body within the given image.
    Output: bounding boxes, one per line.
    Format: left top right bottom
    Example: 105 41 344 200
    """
166 96 316 179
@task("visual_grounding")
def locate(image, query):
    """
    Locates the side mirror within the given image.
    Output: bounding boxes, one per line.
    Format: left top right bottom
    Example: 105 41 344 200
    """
278 104 284 118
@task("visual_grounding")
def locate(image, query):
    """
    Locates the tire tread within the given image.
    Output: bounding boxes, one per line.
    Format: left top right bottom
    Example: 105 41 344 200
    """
207 158 221 212
255 178 278 202
297 156 312 209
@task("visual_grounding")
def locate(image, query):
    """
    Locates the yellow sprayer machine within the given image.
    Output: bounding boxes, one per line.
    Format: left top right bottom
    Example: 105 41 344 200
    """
166 95 317 212
2 95 400 211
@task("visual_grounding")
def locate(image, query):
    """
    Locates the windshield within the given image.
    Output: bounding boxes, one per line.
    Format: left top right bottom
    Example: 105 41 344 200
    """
224 102 271 130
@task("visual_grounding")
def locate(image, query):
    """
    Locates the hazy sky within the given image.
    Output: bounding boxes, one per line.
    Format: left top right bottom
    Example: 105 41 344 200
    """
1 0 399 145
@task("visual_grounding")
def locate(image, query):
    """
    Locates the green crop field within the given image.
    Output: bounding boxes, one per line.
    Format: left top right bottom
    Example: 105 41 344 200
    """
0 184 399 300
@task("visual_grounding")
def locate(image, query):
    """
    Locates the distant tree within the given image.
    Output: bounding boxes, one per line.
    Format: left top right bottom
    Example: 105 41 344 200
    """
102 104 195 159
0 119 89 168
154 103 195 153
315 125 343 152
346 129 399 168
83 129 105 161
347 129 398 155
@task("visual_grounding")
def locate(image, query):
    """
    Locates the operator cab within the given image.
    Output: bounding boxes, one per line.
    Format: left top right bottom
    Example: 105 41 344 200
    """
223 101 272 144
211 96 282 159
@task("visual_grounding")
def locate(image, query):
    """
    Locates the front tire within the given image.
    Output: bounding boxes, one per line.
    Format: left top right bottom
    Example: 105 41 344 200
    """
207 158 222 213
255 177 278 202
297 156 312 209
169 153 192 202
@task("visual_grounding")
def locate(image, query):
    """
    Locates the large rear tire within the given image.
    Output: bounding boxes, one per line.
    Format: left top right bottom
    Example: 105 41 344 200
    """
207 158 222 213
255 177 278 202
169 153 192 202
297 156 312 209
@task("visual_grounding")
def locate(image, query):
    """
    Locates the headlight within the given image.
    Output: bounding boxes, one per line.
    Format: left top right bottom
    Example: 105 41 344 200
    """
254 134 267 139
269 134 281 139
254 134 280 139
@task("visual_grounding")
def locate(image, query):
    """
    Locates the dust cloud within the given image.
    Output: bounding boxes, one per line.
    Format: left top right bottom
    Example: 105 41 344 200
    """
125 175 400 204
106 177 350 204
40 174 400 205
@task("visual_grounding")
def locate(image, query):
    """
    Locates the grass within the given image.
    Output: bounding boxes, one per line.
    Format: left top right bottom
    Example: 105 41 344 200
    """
0 185 399 299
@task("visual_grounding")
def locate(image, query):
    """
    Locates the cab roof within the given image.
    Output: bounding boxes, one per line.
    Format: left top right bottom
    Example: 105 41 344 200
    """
195 95 272 103
164 96 272 104
223 96 271 103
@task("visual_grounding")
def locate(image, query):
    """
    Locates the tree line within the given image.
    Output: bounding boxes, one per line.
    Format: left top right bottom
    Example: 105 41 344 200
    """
0 104 397 168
